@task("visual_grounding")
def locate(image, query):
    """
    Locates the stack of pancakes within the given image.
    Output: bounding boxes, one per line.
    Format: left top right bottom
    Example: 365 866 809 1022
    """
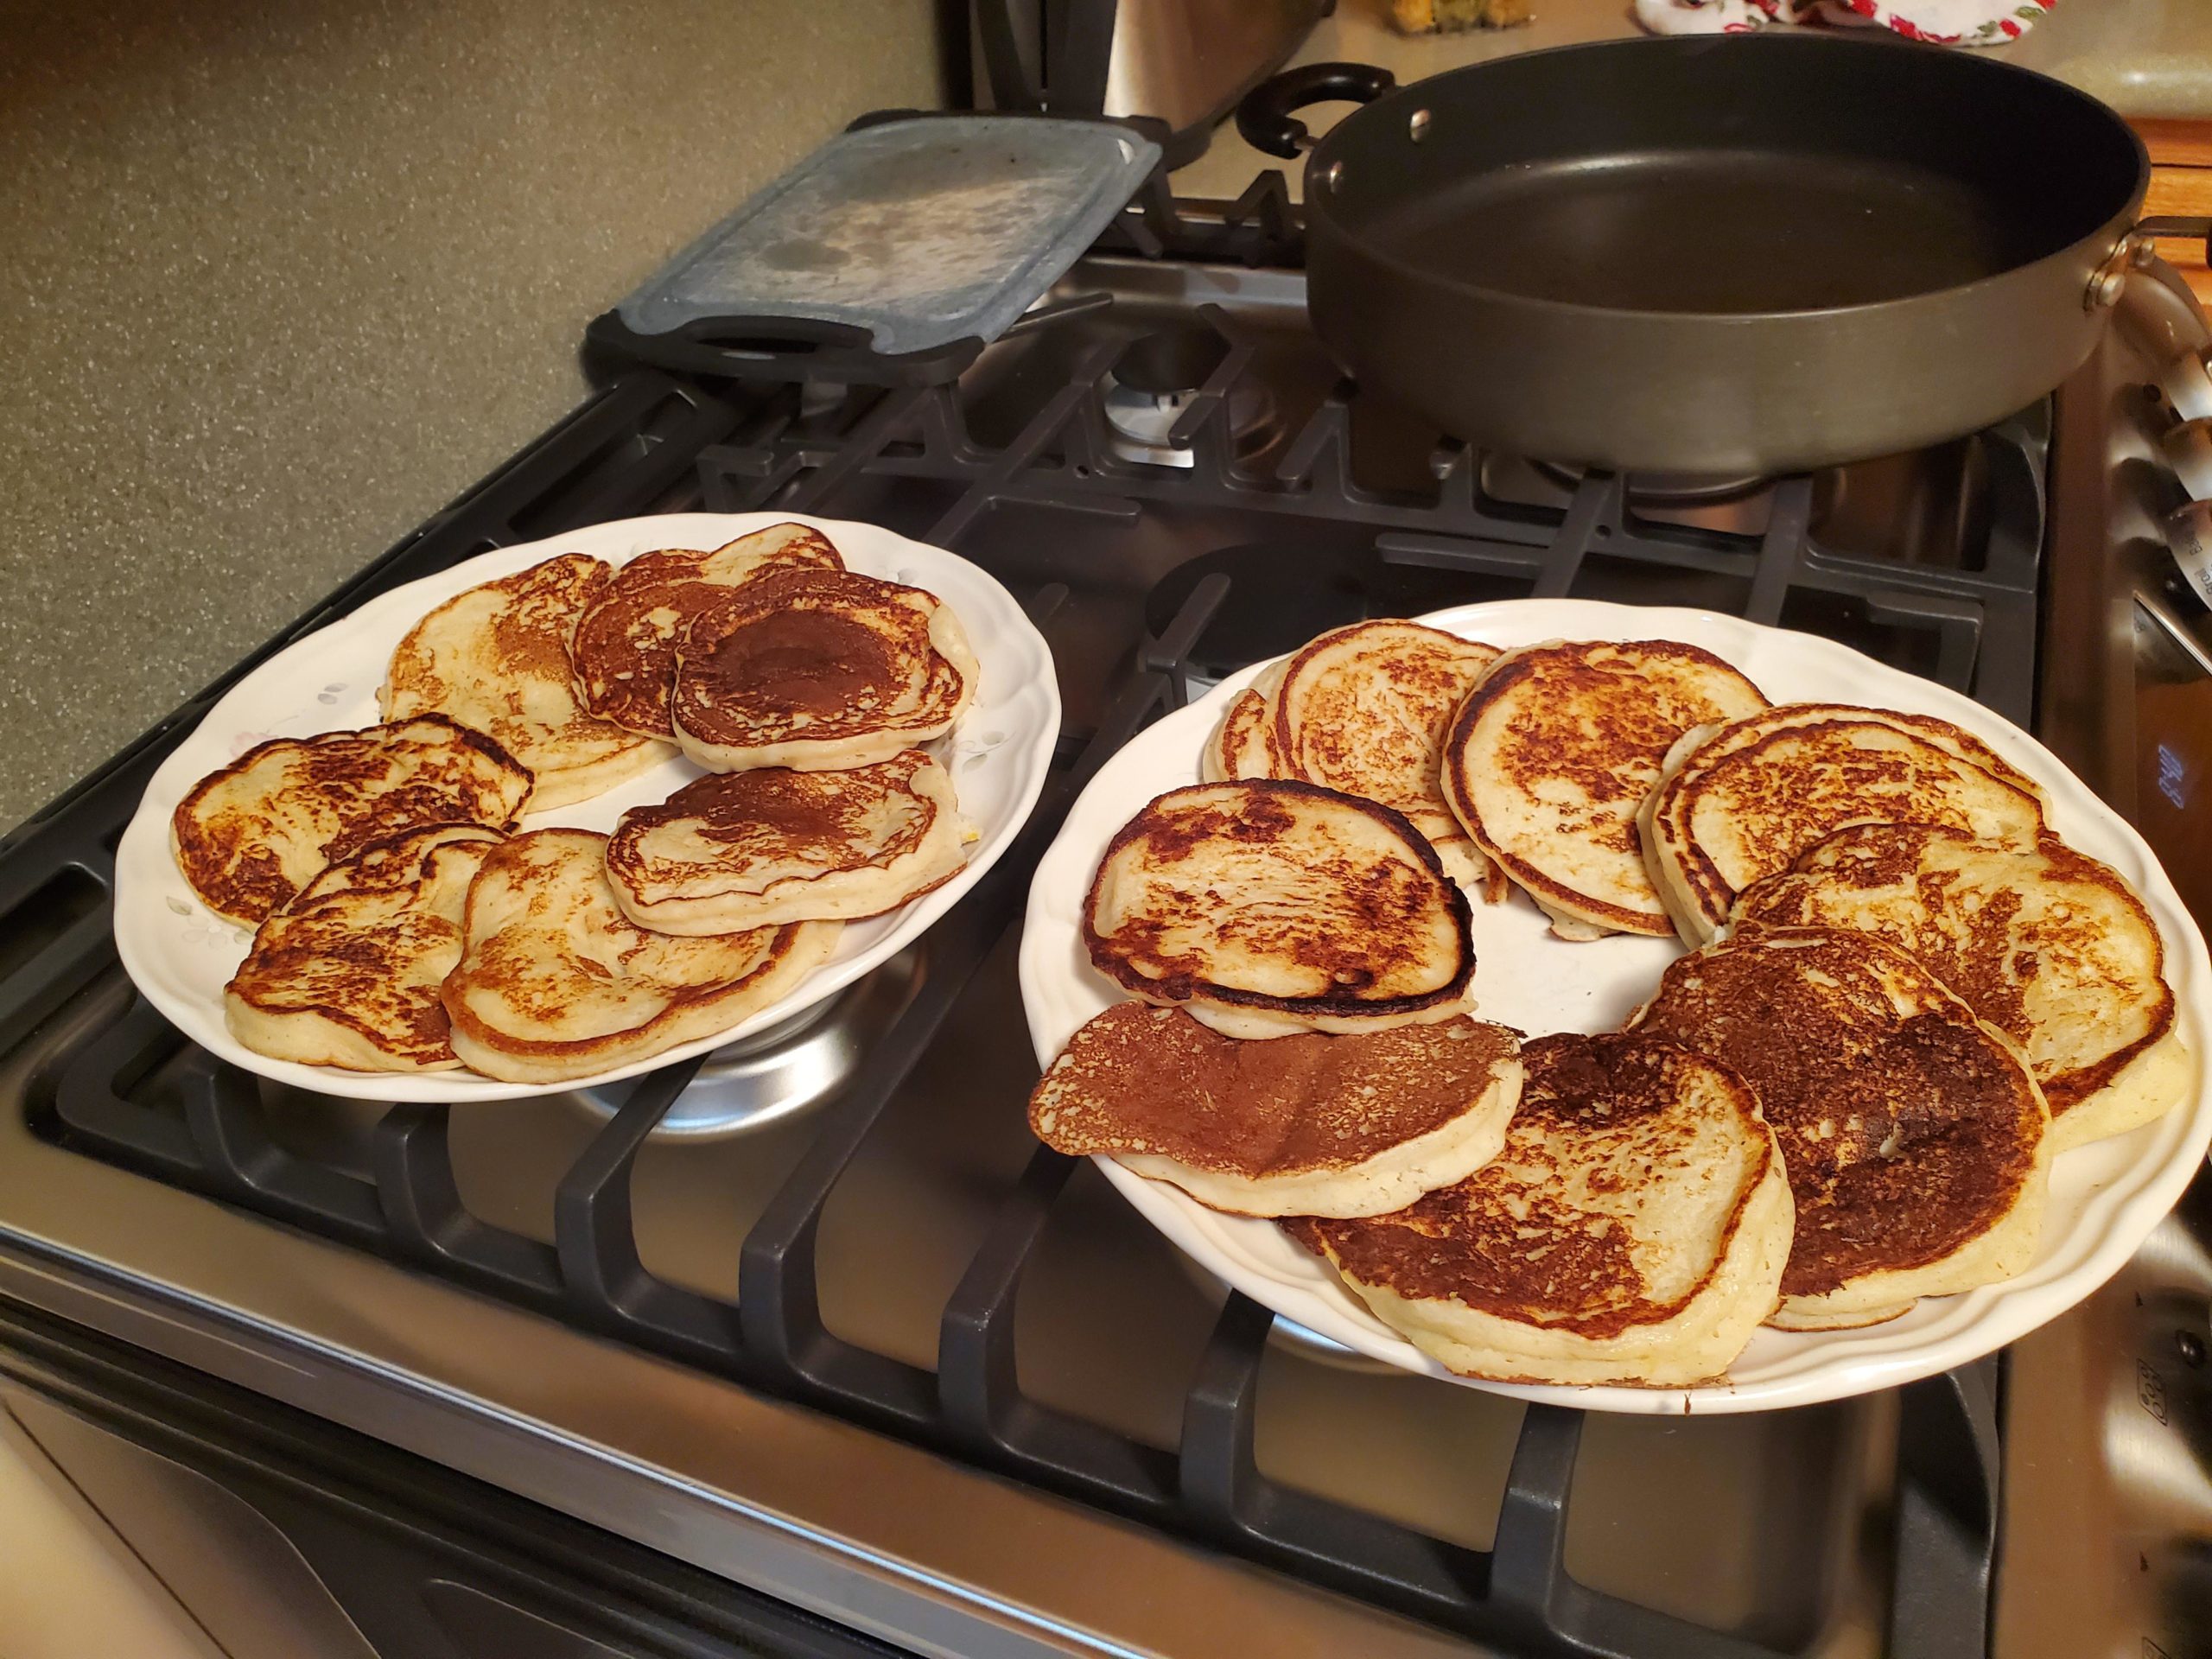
173 523 982 1082
1033 621 2191 1389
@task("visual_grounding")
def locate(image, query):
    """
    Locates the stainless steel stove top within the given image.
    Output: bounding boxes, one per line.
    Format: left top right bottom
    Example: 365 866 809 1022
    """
3 185 2211 1658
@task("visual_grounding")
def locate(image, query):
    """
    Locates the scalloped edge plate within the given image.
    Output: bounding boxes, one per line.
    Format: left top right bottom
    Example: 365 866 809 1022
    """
117 512 1059 1103
1018 599 2211 1414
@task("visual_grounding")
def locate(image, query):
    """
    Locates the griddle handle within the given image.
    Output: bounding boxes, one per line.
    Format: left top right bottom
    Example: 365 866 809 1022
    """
1235 61 1396 159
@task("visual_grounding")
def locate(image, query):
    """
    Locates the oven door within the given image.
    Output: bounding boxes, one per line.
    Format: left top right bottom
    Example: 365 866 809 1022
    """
0 1299 894 1659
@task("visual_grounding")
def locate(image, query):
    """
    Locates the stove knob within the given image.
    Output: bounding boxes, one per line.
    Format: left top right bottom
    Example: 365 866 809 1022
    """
2165 500 2212 607
2158 349 2212 424
2164 421 2212 501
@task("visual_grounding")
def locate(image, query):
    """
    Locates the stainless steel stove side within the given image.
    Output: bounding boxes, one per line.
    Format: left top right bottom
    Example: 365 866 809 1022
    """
2001 260 2212 1659
0 1126 1476 1659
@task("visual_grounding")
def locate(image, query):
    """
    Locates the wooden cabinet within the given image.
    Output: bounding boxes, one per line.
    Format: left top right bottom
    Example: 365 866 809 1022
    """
2137 119 2212 305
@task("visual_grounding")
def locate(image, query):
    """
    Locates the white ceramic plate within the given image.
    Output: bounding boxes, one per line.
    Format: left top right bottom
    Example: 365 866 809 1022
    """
118 512 1059 1103
1019 599 2212 1414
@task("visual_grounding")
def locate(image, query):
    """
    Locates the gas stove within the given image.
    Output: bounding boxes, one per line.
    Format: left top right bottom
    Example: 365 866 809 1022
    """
0 175 2209 1659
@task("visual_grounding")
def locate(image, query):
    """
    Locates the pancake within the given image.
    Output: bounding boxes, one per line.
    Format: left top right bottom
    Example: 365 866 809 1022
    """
606 749 969 935
1631 925 2050 1330
1286 1032 1791 1387
1204 651 1497 893
382 552 674 810
571 523 843 738
1270 621 1501 878
224 825 502 1071
442 828 840 1084
1733 823 2189 1151
1442 639 1769 940
1641 706 2046 945
1084 780 1476 1040
171 713 532 924
1201 661 1287 785
670 569 979 773
1030 1003 1522 1218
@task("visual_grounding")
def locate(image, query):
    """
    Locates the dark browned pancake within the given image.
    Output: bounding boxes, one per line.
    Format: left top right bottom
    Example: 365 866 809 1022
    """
1632 925 2050 1329
1029 1002 1522 1216
171 714 532 923
669 569 977 772
1284 1032 1791 1385
1083 780 1476 1039
571 524 843 737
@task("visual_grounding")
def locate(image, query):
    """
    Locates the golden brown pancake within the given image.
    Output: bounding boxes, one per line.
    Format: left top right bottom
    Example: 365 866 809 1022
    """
1285 1032 1791 1387
1631 925 2050 1330
224 824 502 1071
1442 639 1768 938
170 714 531 923
1642 709 2046 944
382 552 671 810
1269 620 1500 849
670 569 978 773
1029 1003 1522 1217
1084 780 1477 1039
571 524 844 738
442 828 839 1084
1732 823 2187 1149
605 749 969 934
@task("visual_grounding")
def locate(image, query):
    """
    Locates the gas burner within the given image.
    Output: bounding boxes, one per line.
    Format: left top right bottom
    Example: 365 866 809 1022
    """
1100 325 1277 468
576 947 923 1136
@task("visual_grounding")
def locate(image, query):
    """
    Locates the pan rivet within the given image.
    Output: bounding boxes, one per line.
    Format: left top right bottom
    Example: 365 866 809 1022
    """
1409 109 1431 143
1324 160 1344 191
2093 268 2127 308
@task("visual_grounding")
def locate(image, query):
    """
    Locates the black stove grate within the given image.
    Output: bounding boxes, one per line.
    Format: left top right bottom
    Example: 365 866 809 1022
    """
0 340 2021 1656
695 298 2047 728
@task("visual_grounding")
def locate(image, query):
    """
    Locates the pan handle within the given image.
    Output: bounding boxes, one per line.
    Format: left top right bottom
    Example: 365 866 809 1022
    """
2138 216 2212 268
1235 61 1396 159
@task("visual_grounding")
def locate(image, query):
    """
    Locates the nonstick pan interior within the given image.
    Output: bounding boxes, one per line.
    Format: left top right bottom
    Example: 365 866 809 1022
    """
1332 36 2145 317
1370 150 2050 313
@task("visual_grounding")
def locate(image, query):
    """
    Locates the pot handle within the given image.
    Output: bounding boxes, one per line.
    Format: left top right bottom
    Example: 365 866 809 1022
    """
2138 217 2212 266
1235 61 1397 159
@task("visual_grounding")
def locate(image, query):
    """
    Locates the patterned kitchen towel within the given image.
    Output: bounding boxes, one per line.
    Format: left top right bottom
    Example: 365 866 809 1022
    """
1634 0 2056 46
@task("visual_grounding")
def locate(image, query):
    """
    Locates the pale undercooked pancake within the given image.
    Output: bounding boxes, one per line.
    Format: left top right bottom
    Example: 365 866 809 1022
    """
382 552 673 810
1084 780 1476 1039
571 523 843 738
1641 704 2046 945
1285 1032 1791 1387
442 828 840 1084
1029 1003 1522 1217
606 748 969 935
1632 925 2050 1331
225 825 502 1071
171 714 532 924
1443 639 1768 940
1268 621 1501 883
1733 823 2189 1151
670 569 978 773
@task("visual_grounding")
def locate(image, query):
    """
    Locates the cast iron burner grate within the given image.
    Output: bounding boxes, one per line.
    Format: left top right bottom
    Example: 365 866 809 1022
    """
0 367 2011 1659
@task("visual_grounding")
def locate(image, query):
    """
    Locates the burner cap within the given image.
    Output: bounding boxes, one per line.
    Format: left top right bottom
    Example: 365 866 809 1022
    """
1114 324 1230 396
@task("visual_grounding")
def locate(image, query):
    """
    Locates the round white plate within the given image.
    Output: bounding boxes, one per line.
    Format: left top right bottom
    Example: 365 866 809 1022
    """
1019 599 2212 1414
118 512 1059 1103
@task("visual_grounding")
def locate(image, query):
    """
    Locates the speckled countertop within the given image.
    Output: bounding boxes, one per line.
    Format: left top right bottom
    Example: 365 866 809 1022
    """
0 0 944 830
